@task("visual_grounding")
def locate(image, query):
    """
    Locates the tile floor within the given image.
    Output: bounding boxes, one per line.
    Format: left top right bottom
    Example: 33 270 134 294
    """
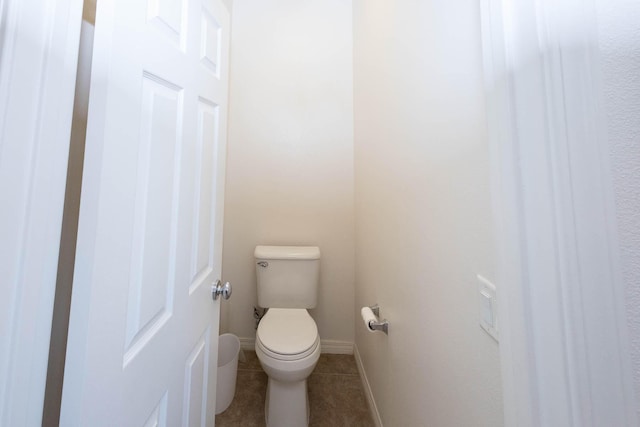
215 350 374 426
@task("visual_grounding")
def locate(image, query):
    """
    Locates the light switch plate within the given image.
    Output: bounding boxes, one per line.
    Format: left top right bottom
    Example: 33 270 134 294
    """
477 274 498 342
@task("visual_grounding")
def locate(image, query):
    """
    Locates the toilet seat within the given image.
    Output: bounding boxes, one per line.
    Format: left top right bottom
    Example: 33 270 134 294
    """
256 308 319 361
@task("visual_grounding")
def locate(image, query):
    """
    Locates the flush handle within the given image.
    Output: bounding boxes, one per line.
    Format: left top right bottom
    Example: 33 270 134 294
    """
257 261 268 268
212 280 232 300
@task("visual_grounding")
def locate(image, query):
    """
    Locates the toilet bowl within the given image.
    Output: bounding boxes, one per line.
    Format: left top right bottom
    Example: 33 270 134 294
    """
255 308 320 426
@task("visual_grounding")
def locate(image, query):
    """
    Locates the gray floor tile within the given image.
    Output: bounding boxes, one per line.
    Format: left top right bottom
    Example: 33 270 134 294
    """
215 371 267 426
215 352 373 427
238 349 263 372
308 374 374 427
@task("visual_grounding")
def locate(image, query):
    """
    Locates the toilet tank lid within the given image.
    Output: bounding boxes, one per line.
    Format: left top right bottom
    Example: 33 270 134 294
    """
254 245 321 260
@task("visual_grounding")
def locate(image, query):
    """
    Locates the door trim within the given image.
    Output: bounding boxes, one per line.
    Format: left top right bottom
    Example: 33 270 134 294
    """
480 0 637 425
0 0 83 425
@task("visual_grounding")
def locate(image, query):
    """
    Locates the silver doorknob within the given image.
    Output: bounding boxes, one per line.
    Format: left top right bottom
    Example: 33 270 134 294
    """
212 280 232 301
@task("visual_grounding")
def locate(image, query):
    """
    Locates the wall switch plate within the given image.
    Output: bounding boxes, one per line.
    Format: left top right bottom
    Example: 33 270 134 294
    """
477 275 498 342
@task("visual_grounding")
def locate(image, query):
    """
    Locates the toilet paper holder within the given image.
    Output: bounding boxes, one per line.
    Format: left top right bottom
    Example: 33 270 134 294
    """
367 304 389 335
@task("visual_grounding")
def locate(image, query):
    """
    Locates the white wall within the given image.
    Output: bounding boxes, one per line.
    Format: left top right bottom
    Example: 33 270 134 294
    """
597 0 640 417
352 1 504 426
222 0 354 344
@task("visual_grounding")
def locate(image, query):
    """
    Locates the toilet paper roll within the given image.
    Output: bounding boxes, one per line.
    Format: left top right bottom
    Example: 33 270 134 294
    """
361 307 377 333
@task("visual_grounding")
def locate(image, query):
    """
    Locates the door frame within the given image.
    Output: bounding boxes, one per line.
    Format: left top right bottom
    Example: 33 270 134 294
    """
480 0 637 425
0 0 83 425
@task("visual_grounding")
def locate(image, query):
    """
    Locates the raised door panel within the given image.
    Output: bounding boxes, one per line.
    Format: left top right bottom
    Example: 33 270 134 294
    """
124 74 183 364
147 0 188 50
189 99 219 292
182 330 210 427
200 9 221 77
142 393 168 427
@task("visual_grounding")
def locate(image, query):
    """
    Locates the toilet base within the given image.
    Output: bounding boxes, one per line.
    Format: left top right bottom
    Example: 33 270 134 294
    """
264 378 310 427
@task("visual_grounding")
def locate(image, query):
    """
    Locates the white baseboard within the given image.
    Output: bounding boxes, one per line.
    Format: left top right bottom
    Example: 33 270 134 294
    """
239 337 255 352
320 340 353 354
237 337 353 355
354 344 383 427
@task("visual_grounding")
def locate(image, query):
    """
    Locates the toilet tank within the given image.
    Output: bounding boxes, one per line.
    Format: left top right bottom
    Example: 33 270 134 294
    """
255 245 320 309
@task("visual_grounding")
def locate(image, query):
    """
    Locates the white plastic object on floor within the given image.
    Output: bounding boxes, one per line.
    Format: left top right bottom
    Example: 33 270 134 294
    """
216 333 241 414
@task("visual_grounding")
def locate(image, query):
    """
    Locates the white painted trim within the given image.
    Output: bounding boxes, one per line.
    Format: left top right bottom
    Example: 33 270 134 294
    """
319 340 353 355
353 344 382 427
0 0 82 425
479 2 536 424
239 337 255 352
238 337 354 355
480 0 638 425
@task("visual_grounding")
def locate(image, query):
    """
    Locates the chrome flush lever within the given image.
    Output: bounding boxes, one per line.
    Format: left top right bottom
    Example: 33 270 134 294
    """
212 280 232 300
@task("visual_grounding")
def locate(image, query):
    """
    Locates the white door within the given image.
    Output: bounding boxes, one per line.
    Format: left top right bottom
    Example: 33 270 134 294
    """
60 0 230 424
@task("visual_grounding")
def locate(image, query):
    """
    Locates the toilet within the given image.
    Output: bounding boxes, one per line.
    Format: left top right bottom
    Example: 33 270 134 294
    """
254 245 321 427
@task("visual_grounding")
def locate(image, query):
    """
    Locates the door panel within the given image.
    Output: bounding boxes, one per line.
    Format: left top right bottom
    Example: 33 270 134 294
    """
200 11 222 76
183 330 210 427
61 0 229 424
147 0 187 48
191 100 218 290
125 74 182 360
143 392 168 427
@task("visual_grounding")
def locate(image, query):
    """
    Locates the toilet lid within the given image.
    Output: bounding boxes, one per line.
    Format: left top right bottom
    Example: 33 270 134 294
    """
257 309 318 355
